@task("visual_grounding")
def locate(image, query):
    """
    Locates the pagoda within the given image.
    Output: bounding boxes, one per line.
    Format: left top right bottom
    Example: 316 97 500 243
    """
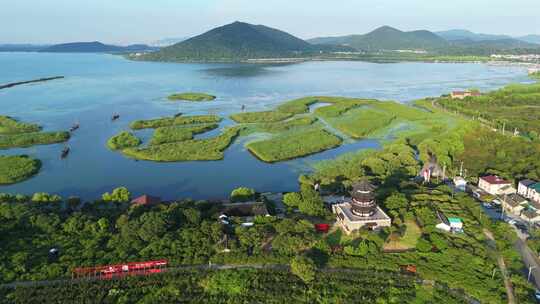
332 180 391 234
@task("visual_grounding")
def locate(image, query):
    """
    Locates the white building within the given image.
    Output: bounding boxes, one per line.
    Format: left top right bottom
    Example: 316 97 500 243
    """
478 175 515 196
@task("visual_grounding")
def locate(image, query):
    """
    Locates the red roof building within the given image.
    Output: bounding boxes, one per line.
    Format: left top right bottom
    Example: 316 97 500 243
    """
131 195 161 206
478 175 515 196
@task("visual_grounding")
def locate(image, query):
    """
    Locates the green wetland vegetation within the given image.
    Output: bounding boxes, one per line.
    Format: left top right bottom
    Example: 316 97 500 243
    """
122 127 241 162
0 155 41 185
0 116 69 184
107 131 141 150
0 131 70 150
230 110 293 123
168 92 216 102
247 129 342 162
130 114 221 130
150 124 219 145
0 116 41 135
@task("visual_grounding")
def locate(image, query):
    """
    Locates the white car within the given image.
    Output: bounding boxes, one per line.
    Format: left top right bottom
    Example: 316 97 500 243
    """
506 219 517 225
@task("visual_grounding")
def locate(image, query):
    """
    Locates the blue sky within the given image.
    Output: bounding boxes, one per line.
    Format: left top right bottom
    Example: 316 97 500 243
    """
2 0 539 44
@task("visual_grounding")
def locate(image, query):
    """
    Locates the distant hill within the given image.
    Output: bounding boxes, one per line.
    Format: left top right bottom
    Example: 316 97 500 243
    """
139 21 323 62
449 38 539 50
517 35 540 45
308 26 449 51
0 44 50 52
436 29 511 41
40 41 157 53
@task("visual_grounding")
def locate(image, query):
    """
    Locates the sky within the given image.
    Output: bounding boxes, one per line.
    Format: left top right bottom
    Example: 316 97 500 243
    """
1 0 540 44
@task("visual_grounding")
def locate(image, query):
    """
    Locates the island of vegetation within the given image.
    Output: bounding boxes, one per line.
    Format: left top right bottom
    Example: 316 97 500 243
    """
168 92 216 102
0 115 69 184
130 114 221 129
106 131 141 150
0 155 41 185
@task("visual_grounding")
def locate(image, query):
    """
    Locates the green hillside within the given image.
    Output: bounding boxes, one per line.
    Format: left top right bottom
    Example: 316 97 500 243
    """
139 21 315 62
309 26 449 51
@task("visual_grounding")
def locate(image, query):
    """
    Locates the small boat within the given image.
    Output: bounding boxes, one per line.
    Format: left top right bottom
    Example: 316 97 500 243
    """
241 104 246 111
69 123 79 132
61 147 70 159
174 112 183 118
111 114 120 121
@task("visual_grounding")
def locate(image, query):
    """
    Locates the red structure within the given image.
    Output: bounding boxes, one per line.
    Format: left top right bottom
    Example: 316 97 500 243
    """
131 195 162 206
73 259 168 280
314 223 330 233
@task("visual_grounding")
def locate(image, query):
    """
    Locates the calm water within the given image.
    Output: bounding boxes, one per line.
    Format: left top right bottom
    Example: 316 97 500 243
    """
0 53 533 200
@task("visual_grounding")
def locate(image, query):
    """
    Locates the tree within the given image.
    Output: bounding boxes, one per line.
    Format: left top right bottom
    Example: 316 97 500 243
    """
201 270 252 295
102 187 130 203
283 192 302 208
384 193 408 212
31 192 62 203
230 187 256 202
298 184 326 216
290 255 316 283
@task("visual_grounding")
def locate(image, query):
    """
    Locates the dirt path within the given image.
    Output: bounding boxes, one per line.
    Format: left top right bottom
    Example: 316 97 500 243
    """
483 229 516 304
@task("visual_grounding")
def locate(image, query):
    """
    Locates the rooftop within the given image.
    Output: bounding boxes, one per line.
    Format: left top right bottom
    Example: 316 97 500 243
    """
504 193 528 207
480 175 511 185
520 179 536 187
335 203 390 222
131 195 161 206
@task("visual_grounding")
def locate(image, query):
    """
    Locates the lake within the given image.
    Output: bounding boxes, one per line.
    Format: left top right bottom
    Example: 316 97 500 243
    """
0 53 533 200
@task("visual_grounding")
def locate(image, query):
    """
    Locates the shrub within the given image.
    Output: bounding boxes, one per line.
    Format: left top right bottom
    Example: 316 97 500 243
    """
201 270 252 295
290 255 316 283
230 187 256 202
102 187 131 203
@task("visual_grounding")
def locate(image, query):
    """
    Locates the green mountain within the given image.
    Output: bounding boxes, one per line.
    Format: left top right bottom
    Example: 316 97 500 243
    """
140 21 317 62
436 29 511 41
40 42 156 53
308 26 449 51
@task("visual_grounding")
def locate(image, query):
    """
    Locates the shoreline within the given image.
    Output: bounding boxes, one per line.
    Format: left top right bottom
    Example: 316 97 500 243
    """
0 76 64 90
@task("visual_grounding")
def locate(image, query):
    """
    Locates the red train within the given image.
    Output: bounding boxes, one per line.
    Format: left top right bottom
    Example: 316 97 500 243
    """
73 259 168 279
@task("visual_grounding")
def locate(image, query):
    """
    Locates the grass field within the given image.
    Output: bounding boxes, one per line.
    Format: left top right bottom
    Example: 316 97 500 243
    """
383 220 422 251
0 131 70 149
246 129 342 162
107 131 142 150
130 115 222 129
150 124 219 145
123 127 240 162
0 155 41 185
230 111 293 123
168 92 216 102
0 116 41 135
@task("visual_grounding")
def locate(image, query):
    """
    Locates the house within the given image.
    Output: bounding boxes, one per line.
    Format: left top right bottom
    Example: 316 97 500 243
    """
435 211 463 233
130 195 161 206
518 180 540 203
502 193 528 215
332 180 391 234
222 201 269 226
453 176 467 192
478 175 515 196
451 90 481 99
521 209 540 223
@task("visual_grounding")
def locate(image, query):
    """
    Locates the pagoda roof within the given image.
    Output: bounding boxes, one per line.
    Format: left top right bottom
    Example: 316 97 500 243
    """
351 180 376 193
